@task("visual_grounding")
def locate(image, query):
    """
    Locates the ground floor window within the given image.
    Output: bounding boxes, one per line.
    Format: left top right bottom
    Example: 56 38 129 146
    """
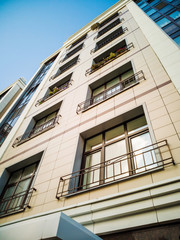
0 163 38 216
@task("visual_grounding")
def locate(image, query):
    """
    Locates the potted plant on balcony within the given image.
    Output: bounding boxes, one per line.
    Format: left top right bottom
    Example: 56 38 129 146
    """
49 91 54 96
53 86 59 94
109 52 116 59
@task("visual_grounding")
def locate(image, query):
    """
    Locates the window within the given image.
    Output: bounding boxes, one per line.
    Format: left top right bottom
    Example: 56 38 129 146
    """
36 74 73 106
0 163 38 217
69 34 87 49
169 11 180 20
146 8 156 15
54 56 79 78
13 103 61 147
56 107 174 198
97 19 121 38
156 17 171 27
86 39 133 76
63 44 83 61
92 69 134 104
31 111 58 136
94 27 124 52
81 116 156 189
99 12 119 28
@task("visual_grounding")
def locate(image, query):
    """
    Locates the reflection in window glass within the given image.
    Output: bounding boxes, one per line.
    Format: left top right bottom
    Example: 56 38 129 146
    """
156 18 171 27
174 35 180 45
85 134 103 151
169 11 180 20
146 8 156 15
127 116 147 134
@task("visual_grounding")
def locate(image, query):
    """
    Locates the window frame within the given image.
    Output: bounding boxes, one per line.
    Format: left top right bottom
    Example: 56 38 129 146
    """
80 115 149 188
0 162 39 217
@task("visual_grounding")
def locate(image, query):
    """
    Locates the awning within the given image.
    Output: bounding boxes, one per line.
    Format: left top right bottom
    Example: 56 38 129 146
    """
0 212 102 240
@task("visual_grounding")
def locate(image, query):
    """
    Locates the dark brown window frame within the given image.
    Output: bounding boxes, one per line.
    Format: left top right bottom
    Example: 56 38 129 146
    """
0 163 38 217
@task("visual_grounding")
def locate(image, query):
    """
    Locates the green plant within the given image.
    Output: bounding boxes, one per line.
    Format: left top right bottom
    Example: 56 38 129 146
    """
109 52 116 59
53 87 59 94
49 91 53 96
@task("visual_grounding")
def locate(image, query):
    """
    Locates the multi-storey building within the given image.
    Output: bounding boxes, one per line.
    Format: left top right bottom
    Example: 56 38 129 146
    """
0 78 26 121
0 0 180 239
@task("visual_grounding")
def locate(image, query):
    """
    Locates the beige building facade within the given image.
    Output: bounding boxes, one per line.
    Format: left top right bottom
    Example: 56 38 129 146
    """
0 0 180 239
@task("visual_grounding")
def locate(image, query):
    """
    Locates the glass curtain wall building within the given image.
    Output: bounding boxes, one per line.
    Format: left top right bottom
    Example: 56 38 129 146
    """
134 0 180 45
0 57 56 147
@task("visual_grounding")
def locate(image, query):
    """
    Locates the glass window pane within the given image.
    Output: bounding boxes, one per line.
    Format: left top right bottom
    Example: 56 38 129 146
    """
105 140 129 181
159 5 174 14
83 151 101 188
85 134 103 151
174 35 180 45
105 125 124 143
35 118 46 127
22 164 36 179
15 179 31 194
127 116 147 134
155 2 167 10
121 69 134 81
8 170 22 184
169 11 180 20
3 186 16 199
156 18 171 27
93 85 105 96
46 112 57 122
106 77 120 89
163 23 179 35
131 132 157 173
146 8 156 16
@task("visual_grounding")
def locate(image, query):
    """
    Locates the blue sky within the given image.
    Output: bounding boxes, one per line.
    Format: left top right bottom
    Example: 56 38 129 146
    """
0 0 119 92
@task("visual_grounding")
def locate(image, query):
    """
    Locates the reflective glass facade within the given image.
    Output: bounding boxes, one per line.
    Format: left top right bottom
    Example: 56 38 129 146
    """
134 0 180 45
0 57 57 147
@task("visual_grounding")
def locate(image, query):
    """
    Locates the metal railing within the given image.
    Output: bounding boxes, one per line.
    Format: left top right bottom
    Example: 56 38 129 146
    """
96 18 122 38
92 27 127 53
99 12 119 29
56 140 175 199
63 44 83 62
0 188 36 217
77 70 144 113
12 115 60 147
86 41 132 76
35 80 73 106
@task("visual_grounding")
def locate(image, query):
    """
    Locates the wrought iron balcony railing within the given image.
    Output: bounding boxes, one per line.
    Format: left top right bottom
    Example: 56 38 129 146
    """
12 115 60 147
91 27 127 54
0 188 36 217
63 44 83 62
86 41 133 76
99 12 119 29
77 70 144 114
35 80 73 106
56 140 175 199
96 18 122 39
51 58 79 80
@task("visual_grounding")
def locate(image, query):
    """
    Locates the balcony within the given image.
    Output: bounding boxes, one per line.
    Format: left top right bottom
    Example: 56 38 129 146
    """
77 70 144 113
86 42 133 76
0 188 36 217
99 12 119 28
63 44 83 62
92 27 127 53
69 34 87 50
52 56 79 79
96 18 122 38
56 140 174 199
12 115 60 147
35 80 73 106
